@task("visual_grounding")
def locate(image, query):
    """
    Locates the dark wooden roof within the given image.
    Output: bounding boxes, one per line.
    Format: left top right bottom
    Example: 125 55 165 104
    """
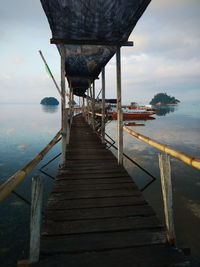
40 0 151 96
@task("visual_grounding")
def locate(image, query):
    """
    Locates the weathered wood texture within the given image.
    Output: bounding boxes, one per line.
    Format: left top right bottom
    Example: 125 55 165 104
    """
159 153 176 245
29 176 43 263
30 114 187 267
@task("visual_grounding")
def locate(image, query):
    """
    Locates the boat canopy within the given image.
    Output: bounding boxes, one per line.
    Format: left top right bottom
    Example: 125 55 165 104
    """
40 0 151 96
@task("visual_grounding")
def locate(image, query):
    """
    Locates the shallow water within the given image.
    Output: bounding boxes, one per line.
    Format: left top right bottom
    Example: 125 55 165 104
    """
0 103 200 266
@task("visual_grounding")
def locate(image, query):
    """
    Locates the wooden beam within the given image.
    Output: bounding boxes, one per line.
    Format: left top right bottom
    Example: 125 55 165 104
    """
101 67 105 143
116 47 123 165
29 176 43 263
60 44 66 164
158 153 176 246
51 39 134 47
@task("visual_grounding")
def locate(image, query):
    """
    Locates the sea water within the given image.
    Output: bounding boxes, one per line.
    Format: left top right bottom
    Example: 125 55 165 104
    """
0 103 200 266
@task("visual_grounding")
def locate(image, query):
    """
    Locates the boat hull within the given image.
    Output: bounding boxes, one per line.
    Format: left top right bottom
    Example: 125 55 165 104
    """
108 112 155 120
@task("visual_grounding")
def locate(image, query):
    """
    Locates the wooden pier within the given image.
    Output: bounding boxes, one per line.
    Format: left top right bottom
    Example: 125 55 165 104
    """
30 114 187 267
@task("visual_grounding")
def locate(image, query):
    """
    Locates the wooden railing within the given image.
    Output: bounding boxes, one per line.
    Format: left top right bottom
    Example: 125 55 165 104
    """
124 126 200 170
123 126 200 246
0 130 62 202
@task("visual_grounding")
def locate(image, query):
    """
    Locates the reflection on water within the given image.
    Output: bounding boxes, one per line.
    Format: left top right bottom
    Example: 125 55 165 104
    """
106 103 200 266
0 103 200 266
41 104 59 113
155 105 177 116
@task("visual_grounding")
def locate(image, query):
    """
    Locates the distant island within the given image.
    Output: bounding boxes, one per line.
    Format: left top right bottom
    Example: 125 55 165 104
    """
40 97 59 105
150 93 180 105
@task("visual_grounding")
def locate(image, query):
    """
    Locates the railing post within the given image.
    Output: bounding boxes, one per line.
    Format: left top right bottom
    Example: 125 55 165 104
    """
116 47 123 165
89 81 95 130
60 43 66 164
101 67 105 143
65 108 70 145
29 176 43 263
86 88 89 124
158 153 176 246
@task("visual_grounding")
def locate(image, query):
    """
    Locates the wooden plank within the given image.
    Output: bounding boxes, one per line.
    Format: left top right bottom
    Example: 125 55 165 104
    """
41 230 166 254
47 196 147 210
52 182 137 191
54 178 133 185
42 216 162 235
44 205 155 221
58 166 127 173
49 188 141 200
56 173 131 180
30 245 188 267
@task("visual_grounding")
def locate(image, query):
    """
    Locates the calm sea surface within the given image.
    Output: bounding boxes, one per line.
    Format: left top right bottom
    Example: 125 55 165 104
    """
0 103 200 266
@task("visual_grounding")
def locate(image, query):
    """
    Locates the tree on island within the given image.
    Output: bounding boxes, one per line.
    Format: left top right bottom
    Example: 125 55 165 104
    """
150 93 180 105
40 97 59 105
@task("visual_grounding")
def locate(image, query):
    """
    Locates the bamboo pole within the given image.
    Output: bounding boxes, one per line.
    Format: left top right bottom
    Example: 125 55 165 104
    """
123 126 200 170
38 50 63 100
29 176 43 263
101 67 106 143
0 130 61 202
60 44 66 164
159 153 176 245
116 47 123 165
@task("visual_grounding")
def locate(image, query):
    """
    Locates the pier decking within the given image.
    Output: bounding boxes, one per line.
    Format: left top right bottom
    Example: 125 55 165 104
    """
31 114 187 267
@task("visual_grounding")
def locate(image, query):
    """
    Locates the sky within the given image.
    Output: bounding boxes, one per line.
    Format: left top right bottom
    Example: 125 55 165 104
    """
0 0 200 105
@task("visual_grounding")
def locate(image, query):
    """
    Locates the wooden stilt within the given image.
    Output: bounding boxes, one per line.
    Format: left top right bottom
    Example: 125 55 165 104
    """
29 176 43 263
101 67 105 143
86 89 89 123
116 47 123 165
60 44 66 164
89 82 95 130
158 153 176 246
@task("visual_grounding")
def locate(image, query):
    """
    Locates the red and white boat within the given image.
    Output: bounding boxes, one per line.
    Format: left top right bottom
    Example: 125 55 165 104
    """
108 107 155 120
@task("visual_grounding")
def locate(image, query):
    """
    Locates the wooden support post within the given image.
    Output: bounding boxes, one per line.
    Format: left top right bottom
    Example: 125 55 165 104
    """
86 89 89 123
158 153 176 246
90 81 95 130
116 47 123 165
93 81 95 101
82 97 85 118
29 176 43 263
65 108 70 145
101 67 106 143
60 44 66 164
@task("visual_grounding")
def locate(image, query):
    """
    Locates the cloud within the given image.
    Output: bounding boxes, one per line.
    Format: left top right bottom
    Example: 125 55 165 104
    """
13 57 23 64
0 0 200 104
18 144 27 151
4 128 15 135
1 73 12 80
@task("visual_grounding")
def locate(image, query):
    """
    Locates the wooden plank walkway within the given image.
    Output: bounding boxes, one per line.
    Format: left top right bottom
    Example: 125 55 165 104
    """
31 114 187 267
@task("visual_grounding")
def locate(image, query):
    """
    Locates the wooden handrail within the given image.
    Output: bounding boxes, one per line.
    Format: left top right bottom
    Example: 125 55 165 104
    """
0 130 62 202
123 126 200 170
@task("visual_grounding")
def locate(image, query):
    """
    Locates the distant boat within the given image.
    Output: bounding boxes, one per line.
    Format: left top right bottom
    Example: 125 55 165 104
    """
124 122 145 126
128 104 158 112
108 107 155 120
